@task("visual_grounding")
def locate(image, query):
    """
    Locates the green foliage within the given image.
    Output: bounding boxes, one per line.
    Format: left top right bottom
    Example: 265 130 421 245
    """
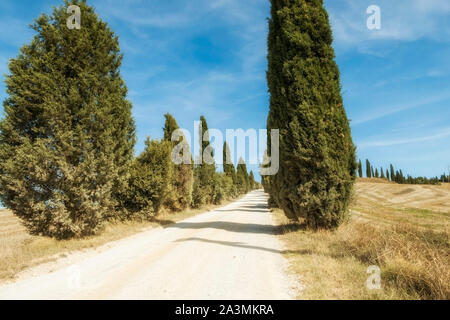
390 164 395 182
366 159 372 178
162 113 193 211
358 160 363 178
365 160 442 185
0 1 135 239
191 116 216 207
236 158 250 195
249 171 256 190
266 0 356 229
212 173 234 204
120 138 172 219
223 141 238 198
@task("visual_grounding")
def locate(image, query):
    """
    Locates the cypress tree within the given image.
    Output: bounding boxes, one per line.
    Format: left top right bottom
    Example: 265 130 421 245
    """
366 159 372 178
192 116 216 207
386 169 390 181
162 113 193 211
163 113 180 141
358 159 363 178
375 168 379 178
380 167 385 179
0 1 135 238
390 164 395 182
249 171 256 190
223 142 237 182
266 0 356 229
236 158 249 194
223 141 238 197
399 170 405 184
371 167 375 179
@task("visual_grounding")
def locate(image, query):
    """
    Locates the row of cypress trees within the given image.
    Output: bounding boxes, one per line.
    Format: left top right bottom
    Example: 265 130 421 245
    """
263 0 356 229
358 159 446 185
0 1 257 239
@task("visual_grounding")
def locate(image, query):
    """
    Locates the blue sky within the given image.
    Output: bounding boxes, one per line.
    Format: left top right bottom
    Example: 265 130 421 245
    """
0 0 449 181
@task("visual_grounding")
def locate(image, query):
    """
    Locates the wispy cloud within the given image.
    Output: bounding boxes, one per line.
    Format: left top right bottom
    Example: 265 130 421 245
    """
327 0 450 52
352 93 450 125
358 127 450 148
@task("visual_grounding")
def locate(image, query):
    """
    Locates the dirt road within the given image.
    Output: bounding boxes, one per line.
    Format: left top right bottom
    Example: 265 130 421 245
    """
0 190 295 300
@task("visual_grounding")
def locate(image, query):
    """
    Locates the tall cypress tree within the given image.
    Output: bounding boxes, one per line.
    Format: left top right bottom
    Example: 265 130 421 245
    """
358 159 363 178
192 115 216 207
223 141 237 182
366 159 372 178
380 167 385 179
162 113 193 211
236 158 249 194
0 1 135 238
390 164 395 182
266 0 356 229
223 141 238 197
249 171 256 190
375 168 379 178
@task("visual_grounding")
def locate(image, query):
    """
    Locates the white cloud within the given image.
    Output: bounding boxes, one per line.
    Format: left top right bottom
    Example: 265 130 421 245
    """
352 92 450 125
358 127 450 148
327 0 450 51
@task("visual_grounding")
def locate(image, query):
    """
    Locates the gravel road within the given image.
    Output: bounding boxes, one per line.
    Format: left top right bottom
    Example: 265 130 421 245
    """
0 190 296 300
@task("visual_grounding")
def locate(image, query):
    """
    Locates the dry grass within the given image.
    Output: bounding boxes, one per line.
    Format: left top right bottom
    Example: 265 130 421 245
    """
273 181 450 300
0 201 235 282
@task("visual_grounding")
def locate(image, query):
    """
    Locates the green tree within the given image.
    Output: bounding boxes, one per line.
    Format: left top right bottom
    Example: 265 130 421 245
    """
223 141 238 197
366 159 372 178
0 1 135 239
236 158 249 194
390 164 395 182
266 0 356 229
192 116 216 207
399 170 405 184
249 171 256 190
386 169 390 181
375 168 379 178
162 113 193 211
380 167 385 179
358 159 363 178
122 138 172 219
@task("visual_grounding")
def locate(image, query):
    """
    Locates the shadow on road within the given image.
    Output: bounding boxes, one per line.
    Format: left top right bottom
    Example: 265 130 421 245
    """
166 220 305 235
175 237 308 255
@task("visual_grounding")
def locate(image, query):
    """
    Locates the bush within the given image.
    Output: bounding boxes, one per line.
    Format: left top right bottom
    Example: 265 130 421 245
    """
212 173 234 204
120 139 173 219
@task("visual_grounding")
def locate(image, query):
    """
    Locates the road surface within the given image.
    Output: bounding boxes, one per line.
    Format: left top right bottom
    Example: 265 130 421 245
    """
0 190 296 300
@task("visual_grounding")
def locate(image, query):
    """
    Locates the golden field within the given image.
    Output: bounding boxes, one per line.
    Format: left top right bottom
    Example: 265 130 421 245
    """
274 180 449 300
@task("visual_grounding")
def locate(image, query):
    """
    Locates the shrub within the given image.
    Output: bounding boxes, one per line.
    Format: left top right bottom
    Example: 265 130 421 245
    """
120 139 173 219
